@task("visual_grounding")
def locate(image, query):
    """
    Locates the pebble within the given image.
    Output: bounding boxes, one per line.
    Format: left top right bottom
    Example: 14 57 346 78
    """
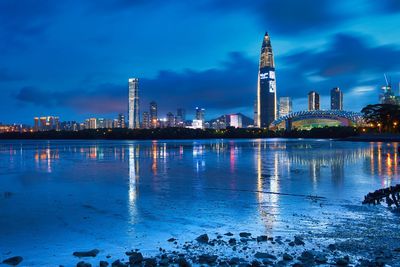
195 234 209 243
73 249 100 258
2 256 23 266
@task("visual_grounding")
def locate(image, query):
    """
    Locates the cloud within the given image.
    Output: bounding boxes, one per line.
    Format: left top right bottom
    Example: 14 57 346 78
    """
15 52 258 116
0 68 23 82
202 0 346 35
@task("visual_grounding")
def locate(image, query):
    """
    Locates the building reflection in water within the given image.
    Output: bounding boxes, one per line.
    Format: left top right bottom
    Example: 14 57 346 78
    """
255 141 280 231
128 144 140 224
368 142 399 187
34 144 59 173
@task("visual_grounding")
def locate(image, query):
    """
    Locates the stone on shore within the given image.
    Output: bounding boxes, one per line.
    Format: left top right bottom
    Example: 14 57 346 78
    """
195 234 209 243
254 252 276 260
111 260 128 267
76 261 91 267
198 254 218 264
282 253 293 261
294 236 305 246
2 256 23 266
335 256 350 266
224 232 234 236
128 252 144 264
144 258 157 267
99 261 109 267
239 232 252 238
73 249 100 258
256 235 268 242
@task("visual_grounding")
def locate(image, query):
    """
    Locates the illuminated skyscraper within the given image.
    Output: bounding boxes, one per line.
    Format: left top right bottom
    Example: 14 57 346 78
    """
150 101 158 128
330 87 343 110
166 112 175 127
256 32 277 128
308 91 320 111
118 113 126 128
176 108 186 127
128 78 140 129
195 107 205 121
142 112 150 129
279 97 292 117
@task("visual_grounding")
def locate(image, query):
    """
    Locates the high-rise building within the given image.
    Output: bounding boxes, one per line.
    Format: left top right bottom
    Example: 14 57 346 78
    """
97 118 105 129
128 78 140 129
150 101 158 128
279 97 292 117
33 117 39 132
118 113 125 128
88 118 97 129
330 87 343 110
229 114 242 128
142 112 150 129
176 108 186 127
166 112 175 127
195 107 205 121
256 32 277 128
308 91 320 111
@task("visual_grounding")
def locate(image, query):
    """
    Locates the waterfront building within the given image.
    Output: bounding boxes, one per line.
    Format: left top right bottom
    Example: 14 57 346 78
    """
88 118 97 129
128 78 140 129
166 112 175 127
229 114 242 128
150 101 158 128
279 97 292 117
191 119 204 129
256 32 277 128
330 87 343 110
176 108 186 127
308 91 320 111
142 112 150 129
97 118 105 129
117 113 126 128
33 117 39 132
195 107 205 121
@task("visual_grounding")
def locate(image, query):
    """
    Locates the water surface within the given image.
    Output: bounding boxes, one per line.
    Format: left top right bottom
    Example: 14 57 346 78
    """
0 139 398 265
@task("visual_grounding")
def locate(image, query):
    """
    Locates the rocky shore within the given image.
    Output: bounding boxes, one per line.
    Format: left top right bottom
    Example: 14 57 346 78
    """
4 229 400 267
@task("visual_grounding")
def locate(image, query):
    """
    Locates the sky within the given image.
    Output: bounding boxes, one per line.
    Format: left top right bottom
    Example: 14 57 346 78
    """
1 0 400 124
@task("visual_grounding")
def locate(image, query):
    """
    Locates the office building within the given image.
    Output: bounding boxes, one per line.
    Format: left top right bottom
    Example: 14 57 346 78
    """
279 97 292 117
166 112 175 127
128 78 140 129
150 101 158 128
195 107 205 121
256 32 277 128
331 87 343 110
308 91 320 111
142 112 150 129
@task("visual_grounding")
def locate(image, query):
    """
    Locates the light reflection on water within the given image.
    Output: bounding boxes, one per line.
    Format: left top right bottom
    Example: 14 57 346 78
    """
0 139 399 265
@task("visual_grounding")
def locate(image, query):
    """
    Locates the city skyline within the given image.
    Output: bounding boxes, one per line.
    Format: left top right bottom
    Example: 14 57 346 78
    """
1 1 400 124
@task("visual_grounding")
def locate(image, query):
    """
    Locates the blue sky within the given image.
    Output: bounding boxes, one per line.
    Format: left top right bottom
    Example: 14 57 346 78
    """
1 0 400 124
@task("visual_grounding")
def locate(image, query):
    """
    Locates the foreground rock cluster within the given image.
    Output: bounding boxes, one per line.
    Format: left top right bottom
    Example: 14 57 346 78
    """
66 232 399 266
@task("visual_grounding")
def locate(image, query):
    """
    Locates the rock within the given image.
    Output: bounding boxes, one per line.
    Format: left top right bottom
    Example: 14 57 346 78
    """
229 257 240 265
239 232 252 238
144 258 157 267
294 236 305 246
283 253 293 261
168 238 176 242
76 261 91 267
177 257 191 267
100 261 109 267
335 256 349 266
328 244 336 251
315 254 328 264
288 241 295 247
198 254 218 264
224 232 234 236
111 260 128 267
229 238 237 246
254 252 277 260
261 259 274 266
394 247 400 252
299 251 314 261
159 258 169 266
2 256 23 266
195 234 209 243
256 235 268 242
128 252 143 264
292 263 304 267
251 260 261 267
73 249 100 258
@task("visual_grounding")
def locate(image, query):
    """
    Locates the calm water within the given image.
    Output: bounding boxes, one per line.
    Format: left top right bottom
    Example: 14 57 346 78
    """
0 139 399 265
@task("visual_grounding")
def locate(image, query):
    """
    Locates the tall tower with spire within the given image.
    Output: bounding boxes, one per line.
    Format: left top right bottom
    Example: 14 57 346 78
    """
256 32 277 128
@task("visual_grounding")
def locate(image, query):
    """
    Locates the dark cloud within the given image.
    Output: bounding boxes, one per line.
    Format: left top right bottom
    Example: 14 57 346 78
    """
15 52 258 116
277 33 400 99
0 68 23 82
15 84 126 114
203 0 345 35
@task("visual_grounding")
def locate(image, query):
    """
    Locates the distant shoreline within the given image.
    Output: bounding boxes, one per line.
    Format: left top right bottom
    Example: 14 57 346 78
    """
1 127 392 141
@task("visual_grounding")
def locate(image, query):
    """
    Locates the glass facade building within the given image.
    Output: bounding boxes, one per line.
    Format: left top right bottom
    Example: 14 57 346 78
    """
128 78 140 129
256 32 277 128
